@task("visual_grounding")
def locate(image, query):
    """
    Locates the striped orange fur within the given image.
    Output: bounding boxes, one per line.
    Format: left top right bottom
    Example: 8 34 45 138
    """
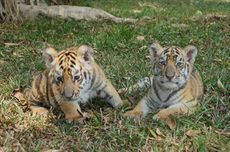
24 45 124 122
124 42 204 120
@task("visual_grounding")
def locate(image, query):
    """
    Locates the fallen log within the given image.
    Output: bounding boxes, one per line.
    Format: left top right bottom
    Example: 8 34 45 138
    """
18 4 137 23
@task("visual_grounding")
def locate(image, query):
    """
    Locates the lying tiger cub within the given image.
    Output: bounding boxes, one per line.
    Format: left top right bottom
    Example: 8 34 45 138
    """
124 42 203 120
24 45 124 122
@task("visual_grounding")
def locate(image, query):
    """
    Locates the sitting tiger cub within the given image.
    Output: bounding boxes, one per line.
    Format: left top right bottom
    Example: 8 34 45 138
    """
124 42 203 120
24 45 124 122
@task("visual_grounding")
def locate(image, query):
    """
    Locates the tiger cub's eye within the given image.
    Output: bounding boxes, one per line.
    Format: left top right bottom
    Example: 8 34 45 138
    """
74 75 80 81
57 76 63 82
159 61 166 66
177 62 183 67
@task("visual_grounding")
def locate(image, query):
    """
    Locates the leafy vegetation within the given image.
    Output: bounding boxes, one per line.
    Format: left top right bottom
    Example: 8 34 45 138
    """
0 0 229 151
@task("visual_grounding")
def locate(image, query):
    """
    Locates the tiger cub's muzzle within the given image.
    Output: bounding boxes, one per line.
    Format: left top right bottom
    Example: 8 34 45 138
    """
62 89 80 100
61 80 80 100
165 65 176 81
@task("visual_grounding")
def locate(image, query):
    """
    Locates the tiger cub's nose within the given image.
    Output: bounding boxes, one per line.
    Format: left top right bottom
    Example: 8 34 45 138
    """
64 90 74 99
165 66 175 80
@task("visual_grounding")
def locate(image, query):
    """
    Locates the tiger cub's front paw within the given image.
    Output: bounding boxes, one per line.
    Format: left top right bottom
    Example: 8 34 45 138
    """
65 114 82 123
124 110 143 118
30 106 49 117
153 109 168 120
65 112 91 124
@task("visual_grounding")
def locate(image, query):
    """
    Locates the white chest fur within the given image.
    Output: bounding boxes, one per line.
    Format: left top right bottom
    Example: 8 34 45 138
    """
74 78 98 104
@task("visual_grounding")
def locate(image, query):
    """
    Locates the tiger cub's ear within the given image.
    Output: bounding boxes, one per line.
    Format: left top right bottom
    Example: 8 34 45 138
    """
43 47 58 68
149 42 163 62
77 45 94 65
184 45 197 64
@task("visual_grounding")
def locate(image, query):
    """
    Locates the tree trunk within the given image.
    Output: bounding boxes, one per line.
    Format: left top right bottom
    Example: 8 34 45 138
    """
1 0 137 23
18 4 137 23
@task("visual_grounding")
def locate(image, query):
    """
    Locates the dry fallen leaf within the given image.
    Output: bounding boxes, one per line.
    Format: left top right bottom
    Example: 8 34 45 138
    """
138 2 159 9
212 58 223 63
149 128 157 138
203 13 227 22
156 128 164 137
0 60 6 65
11 88 29 111
214 130 230 136
217 79 226 92
4 43 20 46
75 112 92 124
139 45 147 50
171 23 189 28
41 149 60 152
136 35 145 41
185 129 199 137
155 136 163 142
133 9 142 13
12 89 25 102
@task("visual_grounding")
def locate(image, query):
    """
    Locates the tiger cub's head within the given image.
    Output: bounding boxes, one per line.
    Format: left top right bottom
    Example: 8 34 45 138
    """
149 42 198 89
43 45 94 100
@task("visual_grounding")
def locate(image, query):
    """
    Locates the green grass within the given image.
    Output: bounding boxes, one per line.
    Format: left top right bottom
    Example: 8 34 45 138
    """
0 0 230 151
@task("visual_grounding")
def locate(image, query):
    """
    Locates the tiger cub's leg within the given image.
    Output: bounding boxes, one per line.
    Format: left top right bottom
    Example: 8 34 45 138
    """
58 101 82 122
30 106 49 116
124 97 150 117
99 81 124 108
153 100 198 120
23 88 49 116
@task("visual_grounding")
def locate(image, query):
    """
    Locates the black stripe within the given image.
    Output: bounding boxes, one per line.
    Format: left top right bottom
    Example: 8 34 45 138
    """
92 81 103 90
153 82 162 101
46 73 50 102
87 71 91 82
168 93 185 105
174 47 180 53
89 68 96 89
163 83 186 103
70 51 78 57
163 48 170 54
50 85 58 104
186 98 195 103
97 89 102 95
36 74 44 101
50 80 59 104
83 72 87 79
104 94 113 101
146 96 161 110
69 53 76 60
184 64 189 79
70 60 76 65
31 91 38 102
96 84 107 96
59 60 63 66
100 84 107 91
58 54 65 61
78 77 83 84
58 51 66 56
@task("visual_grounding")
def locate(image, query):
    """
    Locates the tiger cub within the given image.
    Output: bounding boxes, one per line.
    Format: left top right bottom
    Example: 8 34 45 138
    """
124 42 203 120
24 45 124 122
